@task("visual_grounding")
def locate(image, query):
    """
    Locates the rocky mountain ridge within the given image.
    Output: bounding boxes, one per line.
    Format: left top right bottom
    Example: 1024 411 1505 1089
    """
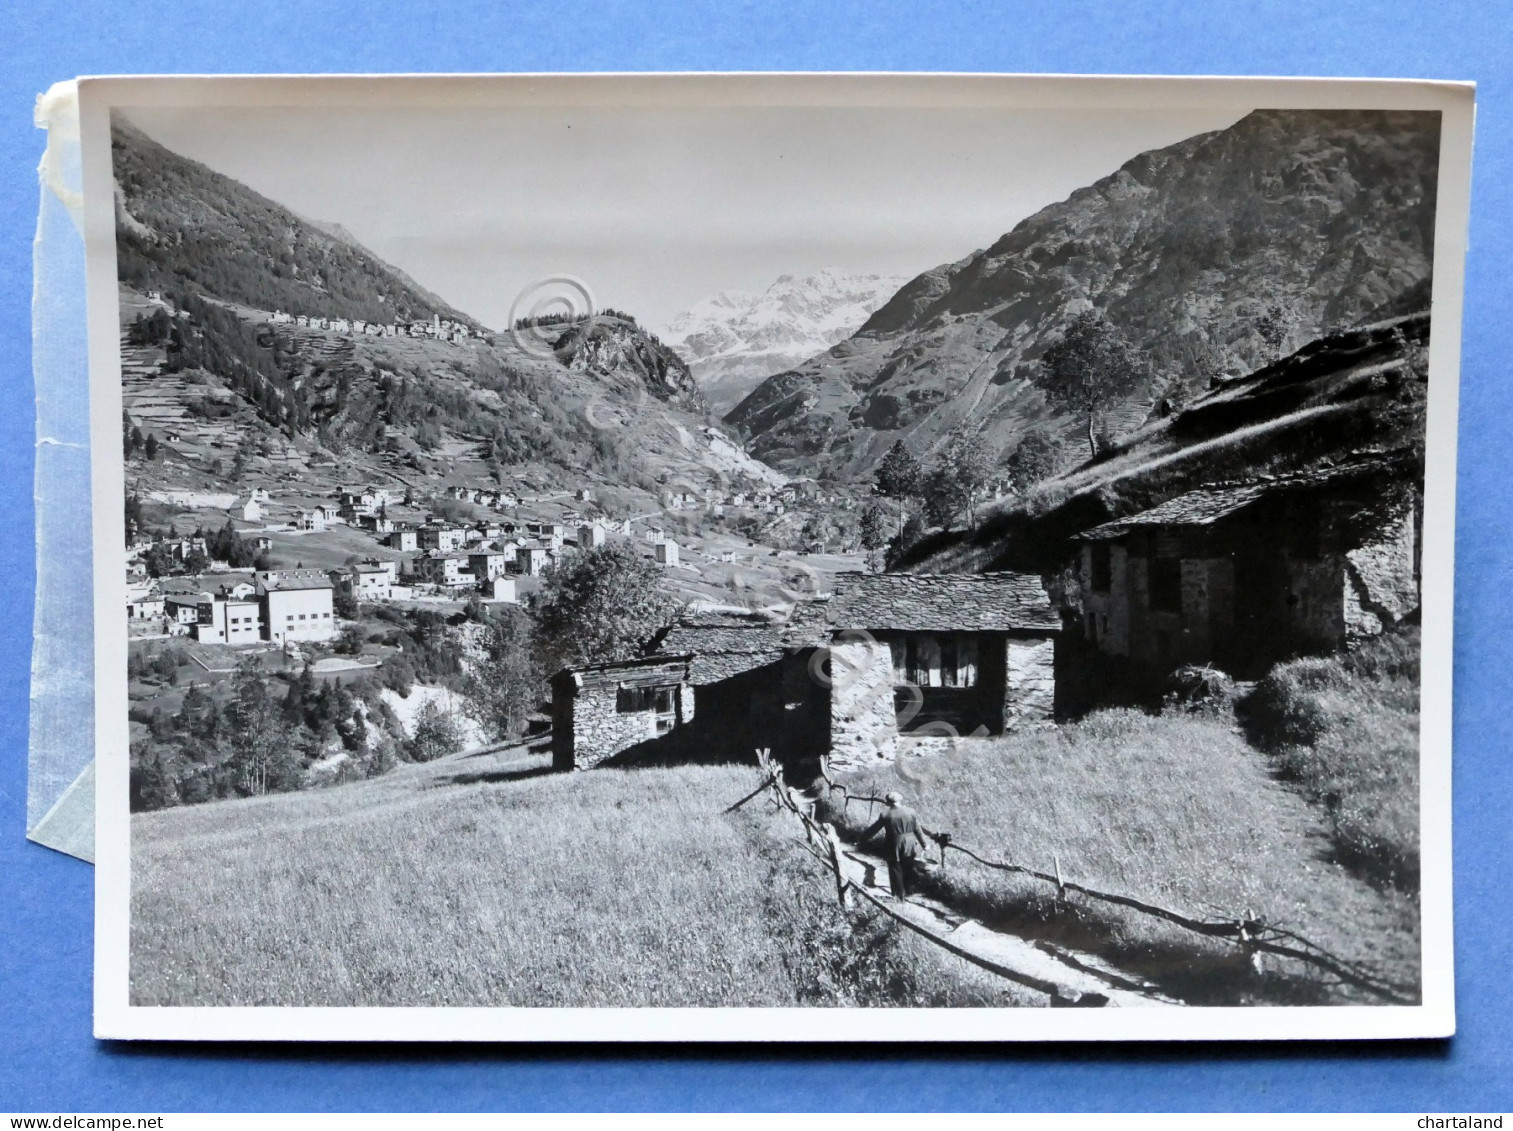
556 317 706 416
725 109 1441 483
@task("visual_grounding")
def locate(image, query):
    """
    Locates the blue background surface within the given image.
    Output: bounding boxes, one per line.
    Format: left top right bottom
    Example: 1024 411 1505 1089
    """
2 0 1509 1112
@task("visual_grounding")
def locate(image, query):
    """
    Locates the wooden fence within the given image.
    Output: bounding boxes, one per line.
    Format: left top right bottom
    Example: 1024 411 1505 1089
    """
730 749 1417 1006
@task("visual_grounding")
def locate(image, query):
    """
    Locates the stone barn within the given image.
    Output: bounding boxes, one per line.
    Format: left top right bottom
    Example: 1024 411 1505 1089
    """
1074 465 1419 679
549 616 786 770
550 655 695 771
780 572 1062 772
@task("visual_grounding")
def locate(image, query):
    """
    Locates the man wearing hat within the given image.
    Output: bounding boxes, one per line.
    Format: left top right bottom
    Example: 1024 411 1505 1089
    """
860 791 929 899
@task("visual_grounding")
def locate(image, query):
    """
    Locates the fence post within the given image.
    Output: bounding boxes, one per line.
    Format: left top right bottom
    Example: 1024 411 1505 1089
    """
822 822 852 908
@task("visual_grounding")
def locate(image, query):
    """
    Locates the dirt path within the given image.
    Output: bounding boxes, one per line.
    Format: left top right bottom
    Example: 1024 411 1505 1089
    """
809 824 1183 1008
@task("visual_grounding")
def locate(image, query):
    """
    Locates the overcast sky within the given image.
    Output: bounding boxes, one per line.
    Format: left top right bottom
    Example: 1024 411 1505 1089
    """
120 103 1244 333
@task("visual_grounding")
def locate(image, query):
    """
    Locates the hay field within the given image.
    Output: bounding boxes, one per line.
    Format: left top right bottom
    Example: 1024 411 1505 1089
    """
837 709 1419 1005
131 746 1024 1008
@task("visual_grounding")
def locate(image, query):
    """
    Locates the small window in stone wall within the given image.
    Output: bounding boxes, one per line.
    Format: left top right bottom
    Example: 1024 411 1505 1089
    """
617 685 678 733
960 636 979 686
898 634 979 689
653 689 675 733
617 686 654 713
911 634 942 687
1149 555 1182 614
1089 544 1113 592
939 635 979 687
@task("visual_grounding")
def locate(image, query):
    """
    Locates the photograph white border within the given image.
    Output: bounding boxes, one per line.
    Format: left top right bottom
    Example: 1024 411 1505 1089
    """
82 72 1473 1042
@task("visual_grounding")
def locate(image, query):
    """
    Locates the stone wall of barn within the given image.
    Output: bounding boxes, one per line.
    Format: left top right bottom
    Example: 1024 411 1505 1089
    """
1004 636 1057 723
1112 549 1186 668
827 636 900 771
1086 540 1250 670
1076 495 1420 689
1080 543 1133 656
1343 504 1419 638
567 689 660 770
780 649 833 765
1284 556 1347 648
826 631 1059 772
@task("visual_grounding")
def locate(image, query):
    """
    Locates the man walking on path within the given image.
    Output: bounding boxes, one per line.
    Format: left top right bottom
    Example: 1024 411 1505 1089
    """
860 791 929 899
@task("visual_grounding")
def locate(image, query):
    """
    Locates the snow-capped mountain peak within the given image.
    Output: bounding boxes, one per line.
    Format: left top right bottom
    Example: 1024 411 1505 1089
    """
658 268 909 416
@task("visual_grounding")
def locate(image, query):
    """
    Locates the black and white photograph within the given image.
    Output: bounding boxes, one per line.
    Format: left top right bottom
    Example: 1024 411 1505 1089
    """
79 75 1470 1041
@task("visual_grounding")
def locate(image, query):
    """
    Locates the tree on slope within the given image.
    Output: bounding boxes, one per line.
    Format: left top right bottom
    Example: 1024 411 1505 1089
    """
225 662 300 797
859 503 891 551
1000 427 1061 496
874 438 924 539
407 699 464 763
529 541 680 678
923 424 997 531
462 604 541 742
1034 311 1149 458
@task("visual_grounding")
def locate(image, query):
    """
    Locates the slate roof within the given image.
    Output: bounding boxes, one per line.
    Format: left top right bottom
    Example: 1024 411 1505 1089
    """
1073 457 1405 543
780 596 835 649
656 619 785 685
1076 484 1274 541
554 653 692 691
658 622 786 656
687 650 782 685
784 572 1058 641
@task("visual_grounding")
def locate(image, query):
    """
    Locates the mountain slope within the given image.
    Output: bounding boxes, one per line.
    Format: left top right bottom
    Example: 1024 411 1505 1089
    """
660 269 907 416
112 119 484 331
112 120 766 495
300 216 472 325
905 311 1430 578
726 109 1440 482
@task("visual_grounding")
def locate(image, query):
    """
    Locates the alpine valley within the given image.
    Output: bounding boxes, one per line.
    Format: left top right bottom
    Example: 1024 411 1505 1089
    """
116 98 1443 1017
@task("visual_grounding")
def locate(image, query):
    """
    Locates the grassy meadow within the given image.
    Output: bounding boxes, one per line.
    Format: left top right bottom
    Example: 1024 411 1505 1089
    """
835 709 1419 1005
131 745 1028 1007
1243 629 1420 891
132 640 1422 1008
